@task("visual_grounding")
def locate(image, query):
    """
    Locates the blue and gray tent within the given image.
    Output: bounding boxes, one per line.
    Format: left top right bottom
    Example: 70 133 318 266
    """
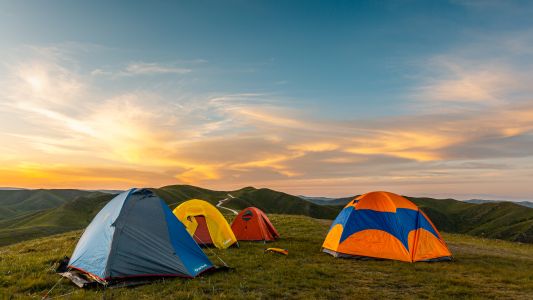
65 188 213 286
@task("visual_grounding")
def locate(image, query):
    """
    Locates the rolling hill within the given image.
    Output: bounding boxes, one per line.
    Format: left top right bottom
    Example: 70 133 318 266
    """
466 199 533 208
1 215 532 299
0 189 100 219
0 185 337 246
409 197 533 243
298 194 533 243
151 185 339 219
299 195 355 206
1 186 532 246
0 193 115 246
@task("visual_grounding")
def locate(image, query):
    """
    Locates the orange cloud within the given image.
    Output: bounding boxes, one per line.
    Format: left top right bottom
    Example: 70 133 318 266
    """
2 46 533 199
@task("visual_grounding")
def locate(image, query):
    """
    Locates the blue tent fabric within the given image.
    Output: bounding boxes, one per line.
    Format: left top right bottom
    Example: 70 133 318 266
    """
68 189 132 279
68 188 213 283
334 206 440 251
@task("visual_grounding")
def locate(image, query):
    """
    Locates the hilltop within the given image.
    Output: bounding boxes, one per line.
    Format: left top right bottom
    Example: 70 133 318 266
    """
466 199 533 208
1 215 532 299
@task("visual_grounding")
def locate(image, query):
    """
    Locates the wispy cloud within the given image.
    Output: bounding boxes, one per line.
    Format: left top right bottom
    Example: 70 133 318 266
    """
411 31 533 111
123 62 191 75
1 43 533 198
91 61 194 78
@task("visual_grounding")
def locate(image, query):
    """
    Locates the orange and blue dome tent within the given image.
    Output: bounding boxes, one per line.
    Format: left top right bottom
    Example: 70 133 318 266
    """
322 191 452 262
173 199 237 249
231 207 280 242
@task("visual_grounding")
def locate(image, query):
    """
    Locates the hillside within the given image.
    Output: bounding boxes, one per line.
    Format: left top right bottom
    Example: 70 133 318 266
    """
299 195 533 244
0 186 336 246
299 195 355 206
0 189 99 219
409 197 533 243
466 199 533 208
0 193 115 246
222 187 339 219
1 186 532 246
154 185 338 219
1 215 532 299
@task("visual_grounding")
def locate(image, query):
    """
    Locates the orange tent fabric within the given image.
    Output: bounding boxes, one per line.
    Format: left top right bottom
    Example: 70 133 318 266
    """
231 207 280 241
322 191 452 262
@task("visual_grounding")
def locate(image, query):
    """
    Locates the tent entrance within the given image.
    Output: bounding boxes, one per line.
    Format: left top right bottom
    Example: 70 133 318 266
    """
193 216 214 246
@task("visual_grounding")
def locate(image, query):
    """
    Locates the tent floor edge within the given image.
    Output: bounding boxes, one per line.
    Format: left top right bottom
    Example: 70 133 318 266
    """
416 256 453 263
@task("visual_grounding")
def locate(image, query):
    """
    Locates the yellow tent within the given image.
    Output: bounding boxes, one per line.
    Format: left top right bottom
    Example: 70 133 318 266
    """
173 199 237 249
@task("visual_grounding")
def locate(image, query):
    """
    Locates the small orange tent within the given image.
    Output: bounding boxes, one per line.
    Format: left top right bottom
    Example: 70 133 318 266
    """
231 207 280 242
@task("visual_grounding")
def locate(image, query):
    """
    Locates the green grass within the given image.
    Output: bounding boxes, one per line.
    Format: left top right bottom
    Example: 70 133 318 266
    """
1 215 532 299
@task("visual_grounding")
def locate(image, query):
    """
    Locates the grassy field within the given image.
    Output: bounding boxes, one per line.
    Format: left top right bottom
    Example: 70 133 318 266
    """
1 214 532 299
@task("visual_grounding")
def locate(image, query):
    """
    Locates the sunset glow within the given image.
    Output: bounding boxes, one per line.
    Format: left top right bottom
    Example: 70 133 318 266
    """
1 1 533 200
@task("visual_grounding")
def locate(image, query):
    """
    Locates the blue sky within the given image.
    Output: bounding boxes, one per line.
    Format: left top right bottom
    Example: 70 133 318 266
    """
1 1 533 199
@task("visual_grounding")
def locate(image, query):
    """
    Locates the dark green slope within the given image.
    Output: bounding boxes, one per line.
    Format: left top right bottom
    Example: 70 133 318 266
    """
409 197 533 243
0 185 337 245
1 186 532 246
0 189 97 219
153 185 228 207
0 193 114 246
300 195 355 206
226 187 339 219
303 195 533 243
154 185 339 219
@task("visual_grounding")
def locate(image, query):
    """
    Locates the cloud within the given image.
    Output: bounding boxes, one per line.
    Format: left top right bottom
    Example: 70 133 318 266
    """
1 43 533 198
91 61 195 78
123 62 191 75
411 31 533 112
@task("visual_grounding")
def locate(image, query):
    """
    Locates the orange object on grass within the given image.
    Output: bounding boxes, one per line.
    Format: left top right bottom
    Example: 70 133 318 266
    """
265 248 288 255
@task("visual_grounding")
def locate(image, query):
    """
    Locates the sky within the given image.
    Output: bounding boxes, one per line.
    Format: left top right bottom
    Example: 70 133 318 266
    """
1 0 533 200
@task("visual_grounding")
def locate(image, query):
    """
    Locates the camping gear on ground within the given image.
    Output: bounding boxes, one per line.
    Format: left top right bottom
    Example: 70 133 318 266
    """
231 207 280 242
173 199 238 249
322 191 452 262
264 248 288 255
63 189 214 287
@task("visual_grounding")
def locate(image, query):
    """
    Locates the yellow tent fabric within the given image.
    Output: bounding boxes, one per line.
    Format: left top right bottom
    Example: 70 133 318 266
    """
173 199 237 249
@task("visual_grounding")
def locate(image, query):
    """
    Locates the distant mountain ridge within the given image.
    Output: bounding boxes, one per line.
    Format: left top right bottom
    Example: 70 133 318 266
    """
301 195 533 209
466 199 533 208
1 186 532 246
299 195 355 206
